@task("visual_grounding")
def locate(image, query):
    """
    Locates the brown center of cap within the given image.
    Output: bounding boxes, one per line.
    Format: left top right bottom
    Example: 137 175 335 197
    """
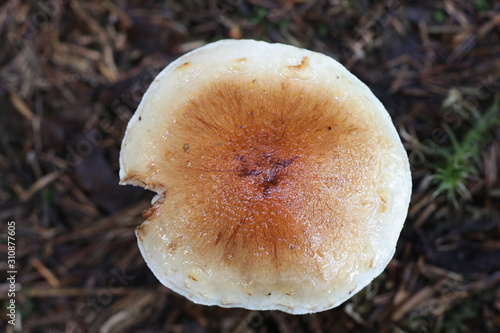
140 74 382 283
236 153 296 197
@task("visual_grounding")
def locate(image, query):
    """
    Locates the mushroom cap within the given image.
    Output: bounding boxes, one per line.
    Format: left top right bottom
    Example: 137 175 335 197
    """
119 39 411 314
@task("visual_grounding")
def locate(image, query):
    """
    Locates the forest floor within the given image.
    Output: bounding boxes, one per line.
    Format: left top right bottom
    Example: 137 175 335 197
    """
1 0 500 332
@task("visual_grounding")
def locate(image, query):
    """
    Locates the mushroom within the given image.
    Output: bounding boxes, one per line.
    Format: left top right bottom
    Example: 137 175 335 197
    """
119 39 411 314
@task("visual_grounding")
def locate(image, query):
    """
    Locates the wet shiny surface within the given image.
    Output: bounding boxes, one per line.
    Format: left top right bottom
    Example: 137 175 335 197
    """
139 75 383 286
